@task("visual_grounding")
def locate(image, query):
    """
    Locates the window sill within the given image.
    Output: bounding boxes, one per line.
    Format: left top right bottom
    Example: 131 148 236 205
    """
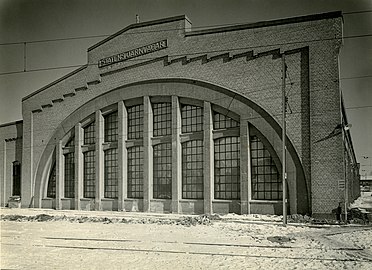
180 199 203 202
250 200 282 204
102 198 116 201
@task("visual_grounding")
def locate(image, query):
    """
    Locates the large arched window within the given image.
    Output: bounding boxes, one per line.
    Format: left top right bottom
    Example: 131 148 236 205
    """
43 92 292 214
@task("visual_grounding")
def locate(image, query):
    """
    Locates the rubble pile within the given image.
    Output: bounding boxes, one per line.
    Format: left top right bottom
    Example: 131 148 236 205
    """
287 214 313 224
0 213 222 226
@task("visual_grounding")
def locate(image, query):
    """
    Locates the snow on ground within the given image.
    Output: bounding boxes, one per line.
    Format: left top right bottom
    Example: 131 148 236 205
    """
1 206 372 269
351 192 372 209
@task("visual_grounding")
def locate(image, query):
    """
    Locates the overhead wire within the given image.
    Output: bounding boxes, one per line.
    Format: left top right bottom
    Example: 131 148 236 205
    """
0 31 371 77
0 9 371 46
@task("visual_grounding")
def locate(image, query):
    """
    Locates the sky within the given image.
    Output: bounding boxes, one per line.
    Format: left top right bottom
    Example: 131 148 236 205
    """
0 0 371 176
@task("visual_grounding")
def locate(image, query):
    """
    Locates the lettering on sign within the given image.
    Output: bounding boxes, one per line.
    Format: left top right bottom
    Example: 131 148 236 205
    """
98 40 168 68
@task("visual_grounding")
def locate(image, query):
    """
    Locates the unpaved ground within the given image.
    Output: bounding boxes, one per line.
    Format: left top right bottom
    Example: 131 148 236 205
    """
1 209 372 269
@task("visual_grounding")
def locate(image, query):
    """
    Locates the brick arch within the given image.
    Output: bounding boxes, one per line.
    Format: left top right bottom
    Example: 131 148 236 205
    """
34 78 309 214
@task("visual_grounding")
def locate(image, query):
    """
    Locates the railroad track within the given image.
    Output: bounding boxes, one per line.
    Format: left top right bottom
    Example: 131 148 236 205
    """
2 235 371 263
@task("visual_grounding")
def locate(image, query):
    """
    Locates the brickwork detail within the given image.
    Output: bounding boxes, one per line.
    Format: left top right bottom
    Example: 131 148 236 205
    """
19 14 346 215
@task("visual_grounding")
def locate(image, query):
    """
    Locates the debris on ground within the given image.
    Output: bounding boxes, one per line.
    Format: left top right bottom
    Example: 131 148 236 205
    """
267 236 293 244
0 213 219 227
1 210 370 226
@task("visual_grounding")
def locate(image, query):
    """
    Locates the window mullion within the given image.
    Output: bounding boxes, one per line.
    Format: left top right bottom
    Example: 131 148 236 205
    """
55 140 63 210
171 96 181 213
240 121 250 214
203 101 213 214
143 96 153 212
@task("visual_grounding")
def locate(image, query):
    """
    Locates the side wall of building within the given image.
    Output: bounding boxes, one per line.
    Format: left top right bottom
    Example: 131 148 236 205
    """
0 121 23 207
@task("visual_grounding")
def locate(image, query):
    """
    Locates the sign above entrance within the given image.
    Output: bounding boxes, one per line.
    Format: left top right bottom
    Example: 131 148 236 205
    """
98 39 168 68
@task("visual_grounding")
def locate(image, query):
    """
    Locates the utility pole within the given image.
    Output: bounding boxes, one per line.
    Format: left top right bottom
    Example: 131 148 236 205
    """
342 123 352 223
343 126 348 223
282 53 287 226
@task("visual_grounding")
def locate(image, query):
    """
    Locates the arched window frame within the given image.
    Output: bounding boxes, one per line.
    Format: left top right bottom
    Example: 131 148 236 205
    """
102 107 119 199
46 161 56 198
249 126 283 201
82 116 96 198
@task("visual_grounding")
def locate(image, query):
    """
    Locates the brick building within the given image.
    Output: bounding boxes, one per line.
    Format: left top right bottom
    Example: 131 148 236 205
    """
0 12 360 218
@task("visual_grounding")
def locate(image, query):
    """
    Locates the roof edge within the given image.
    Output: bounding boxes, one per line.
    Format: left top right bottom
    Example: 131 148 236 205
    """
186 11 342 37
22 64 88 102
88 15 191 52
0 120 23 128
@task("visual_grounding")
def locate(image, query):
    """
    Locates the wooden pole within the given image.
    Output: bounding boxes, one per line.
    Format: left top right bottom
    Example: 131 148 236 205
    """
282 53 287 225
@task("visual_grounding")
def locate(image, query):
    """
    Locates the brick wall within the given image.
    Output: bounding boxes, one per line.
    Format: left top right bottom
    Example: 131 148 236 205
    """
0 121 23 206
20 13 344 215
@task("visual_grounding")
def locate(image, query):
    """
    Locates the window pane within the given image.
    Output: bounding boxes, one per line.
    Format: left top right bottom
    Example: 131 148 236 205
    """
182 140 203 199
83 151 95 198
250 135 281 200
84 122 95 145
128 104 144 139
153 143 172 199
47 163 56 198
128 146 144 198
104 148 118 198
213 112 240 130
104 111 118 142
64 152 75 198
153 103 172 137
214 137 240 199
181 105 203 133
66 137 75 147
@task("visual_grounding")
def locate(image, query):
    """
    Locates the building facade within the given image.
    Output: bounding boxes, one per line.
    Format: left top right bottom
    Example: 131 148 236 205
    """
0 12 360 217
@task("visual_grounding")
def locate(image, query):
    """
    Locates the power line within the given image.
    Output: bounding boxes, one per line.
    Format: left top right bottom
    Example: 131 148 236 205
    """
339 75 372 80
344 105 372 110
343 10 372 15
0 31 370 47
0 9 371 47
0 35 110 46
0 64 83 76
0 30 370 77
